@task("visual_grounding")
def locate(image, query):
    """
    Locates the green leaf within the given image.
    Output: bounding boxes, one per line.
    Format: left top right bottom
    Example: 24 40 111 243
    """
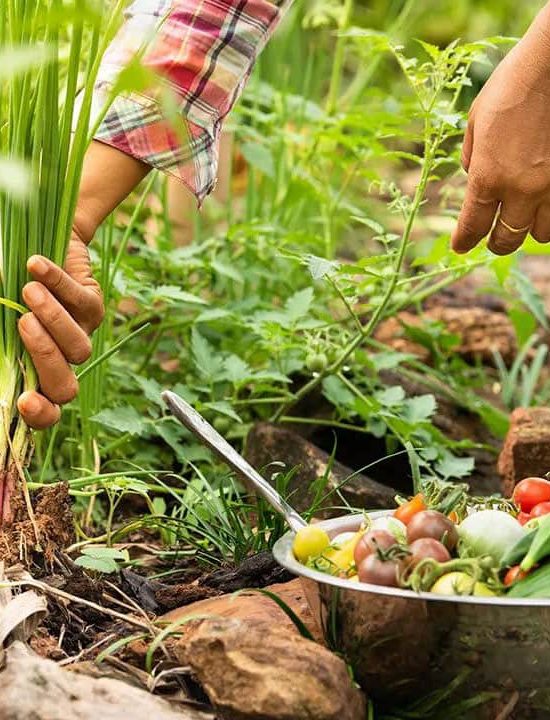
81 546 130 561
436 453 474 480
191 327 223 379
211 259 244 283
322 376 355 408
223 355 251 384
285 287 314 322
92 406 146 436
204 401 243 423
370 350 415 371
75 555 119 574
374 386 405 407
510 268 548 330
152 285 208 305
403 394 436 423
508 308 537 349
135 376 164 408
306 254 339 280
240 142 275 178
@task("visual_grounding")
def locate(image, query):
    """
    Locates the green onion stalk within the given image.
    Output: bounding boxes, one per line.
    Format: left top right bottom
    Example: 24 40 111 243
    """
0 1 121 526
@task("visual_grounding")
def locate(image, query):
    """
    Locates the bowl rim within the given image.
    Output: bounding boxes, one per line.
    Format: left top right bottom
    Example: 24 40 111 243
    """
272 511 550 607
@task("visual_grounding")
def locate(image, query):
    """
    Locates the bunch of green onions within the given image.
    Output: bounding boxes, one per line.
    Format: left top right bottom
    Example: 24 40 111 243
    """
0 1 121 525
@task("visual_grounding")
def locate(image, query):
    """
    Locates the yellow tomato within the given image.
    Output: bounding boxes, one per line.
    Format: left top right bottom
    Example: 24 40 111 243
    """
430 571 496 597
293 525 330 563
322 531 363 575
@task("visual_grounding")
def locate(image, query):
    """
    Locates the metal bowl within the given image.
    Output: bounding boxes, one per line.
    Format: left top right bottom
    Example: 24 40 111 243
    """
273 512 550 717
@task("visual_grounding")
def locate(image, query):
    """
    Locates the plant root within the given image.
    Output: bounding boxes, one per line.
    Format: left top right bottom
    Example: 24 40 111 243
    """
0 482 74 566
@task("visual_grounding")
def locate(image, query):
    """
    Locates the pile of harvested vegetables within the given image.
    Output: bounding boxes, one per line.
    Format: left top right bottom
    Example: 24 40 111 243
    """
293 476 550 598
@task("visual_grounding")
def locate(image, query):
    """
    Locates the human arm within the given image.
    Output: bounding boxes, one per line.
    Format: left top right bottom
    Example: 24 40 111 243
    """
452 3 550 255
18 0 291 429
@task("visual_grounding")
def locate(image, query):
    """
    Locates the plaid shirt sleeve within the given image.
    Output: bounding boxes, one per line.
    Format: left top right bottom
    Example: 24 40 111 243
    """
93 0 291 202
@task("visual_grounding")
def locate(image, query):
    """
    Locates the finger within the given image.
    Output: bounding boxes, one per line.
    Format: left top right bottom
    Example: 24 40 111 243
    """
461 121 474 172
18 313 79 405
22 282 92 365
531 204 550 244
451 180 499 254
17 391 61 430
27 255 104 334
488 202 535 255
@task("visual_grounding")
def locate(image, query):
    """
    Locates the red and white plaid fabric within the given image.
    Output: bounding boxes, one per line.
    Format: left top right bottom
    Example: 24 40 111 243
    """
94 0 290 202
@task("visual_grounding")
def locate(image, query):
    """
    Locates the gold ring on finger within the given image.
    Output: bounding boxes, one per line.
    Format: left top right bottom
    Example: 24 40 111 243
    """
498 217 532 235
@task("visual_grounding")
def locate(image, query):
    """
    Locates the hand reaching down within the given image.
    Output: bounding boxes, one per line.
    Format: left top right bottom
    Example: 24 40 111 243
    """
17 234 105 429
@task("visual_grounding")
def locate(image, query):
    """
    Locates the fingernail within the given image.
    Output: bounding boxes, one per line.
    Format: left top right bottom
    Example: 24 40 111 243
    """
23 283 46 307
28 255 48 276
19 392 39 414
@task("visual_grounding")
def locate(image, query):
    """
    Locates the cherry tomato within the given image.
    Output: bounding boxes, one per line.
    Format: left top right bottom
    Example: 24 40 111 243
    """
406 510 459 551
357 554 402 587
512 477 550 514
503 565 529 587
407 538 451 568
394 494 426 525
354 530 397 567
530 501 550 519
447 511 459 524
517 512 532 526
292 526 330 562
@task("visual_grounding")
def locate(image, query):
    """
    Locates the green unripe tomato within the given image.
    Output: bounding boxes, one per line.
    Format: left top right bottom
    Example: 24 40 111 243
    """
306 352 328 373
293 525 330 563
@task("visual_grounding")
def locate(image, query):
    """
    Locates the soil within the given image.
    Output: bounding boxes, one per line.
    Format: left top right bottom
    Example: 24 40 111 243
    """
0 481 74 566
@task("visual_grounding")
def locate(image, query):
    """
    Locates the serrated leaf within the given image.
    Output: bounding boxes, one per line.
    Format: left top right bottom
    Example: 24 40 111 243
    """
135 376 164 408
191 327 223 378
152 285 208 305
223 355 251 384
306 255 339 280
370 351 415 371
75 556 119 574
81 547 129 561
204 401 242 423
285 287 314 322
374 386 405 407
403 394 436 423
92 406 146 436
436 453 474 480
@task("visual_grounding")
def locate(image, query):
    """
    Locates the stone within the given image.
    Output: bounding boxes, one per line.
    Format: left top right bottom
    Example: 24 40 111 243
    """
0 641 213 720
375 307 517 365
498 407 550 496
173 617 366 720
245 422 396 514
161 578 323 643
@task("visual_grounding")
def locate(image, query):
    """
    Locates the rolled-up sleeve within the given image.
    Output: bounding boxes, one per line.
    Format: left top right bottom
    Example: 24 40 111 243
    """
93 0 291 202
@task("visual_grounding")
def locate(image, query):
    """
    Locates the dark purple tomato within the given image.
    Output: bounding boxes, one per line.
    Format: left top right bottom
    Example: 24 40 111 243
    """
407 538 451 568
406 510 458 551
357 554 402 587
354 530 397 567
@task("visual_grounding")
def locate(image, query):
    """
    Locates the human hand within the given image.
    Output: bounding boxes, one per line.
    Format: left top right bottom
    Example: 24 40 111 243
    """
452 6 550 255
17 232 104 429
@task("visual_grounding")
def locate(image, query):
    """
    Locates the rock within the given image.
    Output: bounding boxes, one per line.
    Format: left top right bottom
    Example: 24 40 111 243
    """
245 422 396 514
498 407 550 496
375 307 517 366
162 578 322 643
173 617 366 720
0 641 213 720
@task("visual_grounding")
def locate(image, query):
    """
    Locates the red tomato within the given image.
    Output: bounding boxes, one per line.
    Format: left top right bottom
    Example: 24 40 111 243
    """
504 565 529 587
517 512 532 526
530 501 550 519
512 477 550 514
394 494 426 525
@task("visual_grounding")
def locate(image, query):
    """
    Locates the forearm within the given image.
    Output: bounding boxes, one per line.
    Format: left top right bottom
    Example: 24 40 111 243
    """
73 140 150 245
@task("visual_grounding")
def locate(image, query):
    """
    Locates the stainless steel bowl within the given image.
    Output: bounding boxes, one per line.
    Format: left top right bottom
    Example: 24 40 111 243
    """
273 512 550 717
